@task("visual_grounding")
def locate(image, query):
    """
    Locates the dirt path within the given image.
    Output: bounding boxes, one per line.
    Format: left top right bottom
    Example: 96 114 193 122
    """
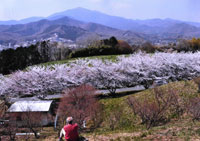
85 132 141 141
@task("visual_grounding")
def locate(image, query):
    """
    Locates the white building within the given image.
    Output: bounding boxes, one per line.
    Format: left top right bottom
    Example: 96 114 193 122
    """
7 100 55 126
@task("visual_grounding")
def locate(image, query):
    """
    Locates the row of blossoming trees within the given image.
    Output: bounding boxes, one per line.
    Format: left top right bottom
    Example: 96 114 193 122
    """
1 52 200 98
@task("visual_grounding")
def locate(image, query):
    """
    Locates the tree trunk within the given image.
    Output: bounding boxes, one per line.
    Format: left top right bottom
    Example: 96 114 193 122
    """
30 128 39 139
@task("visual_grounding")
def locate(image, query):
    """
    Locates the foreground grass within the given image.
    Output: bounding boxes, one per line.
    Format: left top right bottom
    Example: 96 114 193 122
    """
84 80 200 140
25 80 200 140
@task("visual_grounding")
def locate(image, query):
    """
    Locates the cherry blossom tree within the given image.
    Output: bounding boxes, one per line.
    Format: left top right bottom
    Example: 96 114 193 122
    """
1 52 200 98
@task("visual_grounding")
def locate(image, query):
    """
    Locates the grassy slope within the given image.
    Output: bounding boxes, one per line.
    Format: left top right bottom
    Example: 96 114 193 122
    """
39 55 121 67
39 80 200 141
93 80 200 140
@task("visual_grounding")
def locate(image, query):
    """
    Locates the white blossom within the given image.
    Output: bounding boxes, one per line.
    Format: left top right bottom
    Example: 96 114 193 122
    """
1 52 200 98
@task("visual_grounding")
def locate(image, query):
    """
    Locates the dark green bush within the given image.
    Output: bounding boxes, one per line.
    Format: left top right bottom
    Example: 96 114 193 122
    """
70 37 133 58
69 45 115 58
0 45 42 75
69 44 133 58
0 41 72 75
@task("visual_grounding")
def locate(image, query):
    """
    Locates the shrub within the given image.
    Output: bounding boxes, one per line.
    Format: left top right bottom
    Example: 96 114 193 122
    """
0 41 72 75
165 88 184 117
176 39 191 52
3 121 19 141
106 107 123 130
102 36 118 47
57 85 103 131
176 38 200 52
194 77 200 93
187 97 200 121
21 112 42 139
127 87 181 129
127 97 167 129
1 113 19 141
0 45 42 75
189 38 200 51
69 45 115 58
69 37 133 58
116 40 133 54
140 42 159 53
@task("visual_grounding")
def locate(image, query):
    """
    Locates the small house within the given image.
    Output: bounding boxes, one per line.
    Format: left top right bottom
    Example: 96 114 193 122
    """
7 100 55 126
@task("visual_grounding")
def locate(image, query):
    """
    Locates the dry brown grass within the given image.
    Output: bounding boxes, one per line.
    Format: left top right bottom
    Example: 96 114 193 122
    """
5 80 200 141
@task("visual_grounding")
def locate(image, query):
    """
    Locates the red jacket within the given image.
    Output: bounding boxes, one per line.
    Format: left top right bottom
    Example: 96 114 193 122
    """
64 123 79 141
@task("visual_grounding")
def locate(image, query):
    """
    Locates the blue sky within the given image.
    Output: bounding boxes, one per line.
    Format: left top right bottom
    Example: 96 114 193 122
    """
0 0 199 22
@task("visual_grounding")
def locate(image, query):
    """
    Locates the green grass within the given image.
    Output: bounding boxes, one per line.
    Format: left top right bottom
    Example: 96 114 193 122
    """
84 80 200 140
32 80 200 140
43 55 119 66
99 96 144 133
34 54 129 67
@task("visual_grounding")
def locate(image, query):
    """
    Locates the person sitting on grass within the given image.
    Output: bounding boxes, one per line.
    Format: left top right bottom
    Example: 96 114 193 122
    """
59 117 79 141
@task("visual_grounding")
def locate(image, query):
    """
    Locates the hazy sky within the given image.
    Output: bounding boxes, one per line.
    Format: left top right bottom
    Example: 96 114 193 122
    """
0 0 199 22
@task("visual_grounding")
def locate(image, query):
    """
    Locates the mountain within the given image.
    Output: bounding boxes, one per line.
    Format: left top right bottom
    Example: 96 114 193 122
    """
0 17 147 45
0 17 44 25
48 7 140 31
18 17 44 24
0 7 200 45
0 20 19 25
1 7 200 30
48 7 200 39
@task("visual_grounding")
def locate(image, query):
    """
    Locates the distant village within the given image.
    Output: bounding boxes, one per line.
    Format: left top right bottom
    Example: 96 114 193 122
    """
0 33 82 51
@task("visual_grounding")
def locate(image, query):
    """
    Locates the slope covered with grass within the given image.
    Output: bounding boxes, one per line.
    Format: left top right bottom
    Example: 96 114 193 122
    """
86 80 200 140
39 54 122 66
40 80 200 140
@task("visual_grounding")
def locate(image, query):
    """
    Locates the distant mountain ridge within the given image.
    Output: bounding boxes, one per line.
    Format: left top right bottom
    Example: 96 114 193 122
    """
1 7 200 27
0 16 147 45
48 7 200 38
0 7 200 45
0 17 44 25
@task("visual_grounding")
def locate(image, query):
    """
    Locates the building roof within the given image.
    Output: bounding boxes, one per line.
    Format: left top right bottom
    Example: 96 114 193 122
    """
7 100 53 112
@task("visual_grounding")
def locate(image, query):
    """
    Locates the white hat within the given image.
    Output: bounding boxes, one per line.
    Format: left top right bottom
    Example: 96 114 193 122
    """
66 117 73 123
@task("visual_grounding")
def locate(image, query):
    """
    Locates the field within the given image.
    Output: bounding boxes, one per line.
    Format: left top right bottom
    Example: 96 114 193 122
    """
39 55 121 66
1 2 200 141
2 53 200 140
19 79 200 141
